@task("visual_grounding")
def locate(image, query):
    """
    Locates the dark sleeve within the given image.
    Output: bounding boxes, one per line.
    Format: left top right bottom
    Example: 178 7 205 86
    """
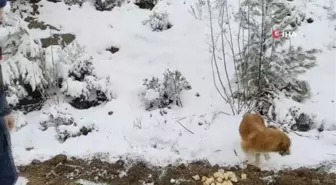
0 0 7 9
0 92 11 117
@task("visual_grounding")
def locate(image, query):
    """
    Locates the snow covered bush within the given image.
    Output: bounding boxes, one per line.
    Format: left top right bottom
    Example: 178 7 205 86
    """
43 41 115 109
204 0 318 116
56 121 97 143
39 108 75 131
0 21 51 113
141 69 192 111
278 106 336 132
38 107 97 143
317 119 336 132
280 106 317 132
46 0 62 2
12 111 28 131
250 46 318 116
134 0 157 10
231 0 318 116
63 0 84 6
143 12 173 32
46 0 83 6
59 56 114 109
281 80 312 103
94 0 124 11
1 16 114 113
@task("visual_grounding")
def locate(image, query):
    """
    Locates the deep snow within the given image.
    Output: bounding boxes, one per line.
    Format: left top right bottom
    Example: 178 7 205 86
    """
0 0 335 182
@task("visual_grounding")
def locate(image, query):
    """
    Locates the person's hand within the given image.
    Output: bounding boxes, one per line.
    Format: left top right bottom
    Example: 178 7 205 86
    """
4 114 15 132
0 8 4 24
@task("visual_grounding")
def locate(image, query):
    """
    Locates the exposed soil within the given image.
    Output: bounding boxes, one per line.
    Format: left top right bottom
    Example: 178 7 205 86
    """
40 33 76 48
19 154 336 185
24 16 60 31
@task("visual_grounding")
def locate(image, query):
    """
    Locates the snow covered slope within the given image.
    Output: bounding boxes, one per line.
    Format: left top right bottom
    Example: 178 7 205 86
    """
1 0 335 172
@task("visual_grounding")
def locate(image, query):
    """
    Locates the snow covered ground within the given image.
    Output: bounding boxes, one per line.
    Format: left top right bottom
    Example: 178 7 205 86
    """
0 0 335 180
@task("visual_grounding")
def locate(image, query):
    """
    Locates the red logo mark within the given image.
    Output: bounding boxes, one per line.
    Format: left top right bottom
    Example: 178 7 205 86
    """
272 29 282 39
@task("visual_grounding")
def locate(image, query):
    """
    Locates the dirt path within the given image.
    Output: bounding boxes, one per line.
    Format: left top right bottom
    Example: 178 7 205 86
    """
18 154 336 185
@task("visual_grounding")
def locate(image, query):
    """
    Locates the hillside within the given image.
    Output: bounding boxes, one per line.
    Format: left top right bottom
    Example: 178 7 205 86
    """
0 0 335 184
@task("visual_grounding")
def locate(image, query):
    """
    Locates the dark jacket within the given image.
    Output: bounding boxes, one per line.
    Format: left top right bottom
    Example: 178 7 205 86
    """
0 93 11 117
0 0 7 8
0 60 18 185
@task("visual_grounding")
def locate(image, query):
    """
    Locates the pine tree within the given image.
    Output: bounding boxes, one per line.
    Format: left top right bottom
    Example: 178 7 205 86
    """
1 22 49 113
235 0 318 116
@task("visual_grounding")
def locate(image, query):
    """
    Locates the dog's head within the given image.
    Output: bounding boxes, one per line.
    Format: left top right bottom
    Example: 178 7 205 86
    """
278 134 291 156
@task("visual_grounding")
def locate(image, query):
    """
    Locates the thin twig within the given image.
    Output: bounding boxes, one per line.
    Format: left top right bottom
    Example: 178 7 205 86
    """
175 117 187 122
123 136 134 148
233 149 238 157
177 121 195 134
207 0 235 115
218 2 235 108
257 0 266 104
217 111 231 115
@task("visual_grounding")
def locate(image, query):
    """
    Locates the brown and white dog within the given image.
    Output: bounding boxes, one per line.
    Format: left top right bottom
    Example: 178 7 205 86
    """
239 113 291 166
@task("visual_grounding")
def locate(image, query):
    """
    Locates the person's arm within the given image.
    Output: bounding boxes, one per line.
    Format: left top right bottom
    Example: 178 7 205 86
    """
0 92 15 131
0 0 7 24
0 0 7 8
0 92 11 117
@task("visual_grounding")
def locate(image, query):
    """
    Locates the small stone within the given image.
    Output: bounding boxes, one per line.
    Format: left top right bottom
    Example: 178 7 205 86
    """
241 173 247 180
223 180 233 185
106 46 119 54
108 111 113 115
218 169 225 174
25 147 34 151
213 172 221 178
307 18 314 23
231 176 238 182
115 160 125 168
31 159 41 165
192 175 200 181
207 177 214 183
290 22 296 28
223 173 229 180
246 164 261 171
